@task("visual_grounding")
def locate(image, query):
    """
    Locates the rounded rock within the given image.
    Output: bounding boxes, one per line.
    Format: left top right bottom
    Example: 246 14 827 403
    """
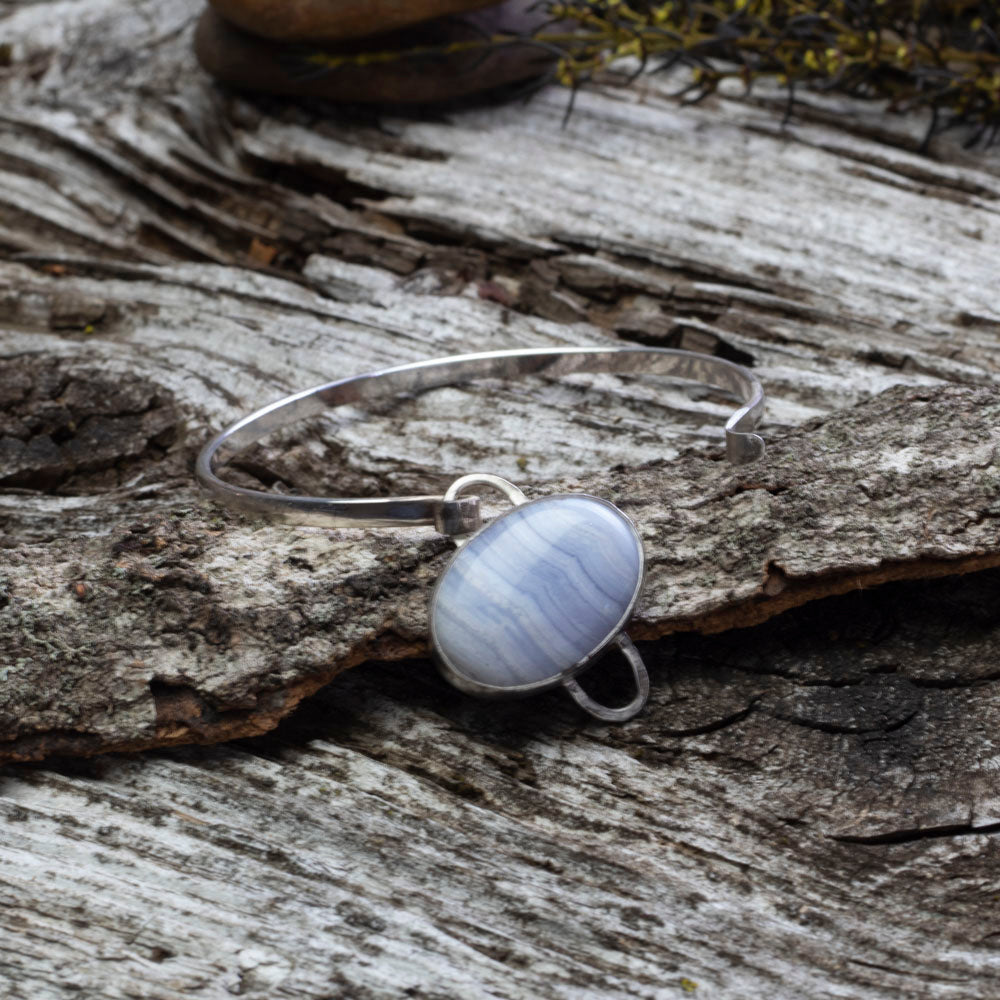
195 3 555 105
430 495 644 696
208 0 497 43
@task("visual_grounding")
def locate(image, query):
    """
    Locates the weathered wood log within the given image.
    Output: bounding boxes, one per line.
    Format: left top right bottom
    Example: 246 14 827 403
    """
2 320 1000 762
4 0 1000 996
4 569 1000 998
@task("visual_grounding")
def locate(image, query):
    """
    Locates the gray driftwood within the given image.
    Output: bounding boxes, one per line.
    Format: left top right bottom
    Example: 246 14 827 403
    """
3 1 1000 997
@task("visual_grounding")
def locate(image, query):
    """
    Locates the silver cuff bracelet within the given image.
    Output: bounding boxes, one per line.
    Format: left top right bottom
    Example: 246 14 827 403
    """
196 346 766 723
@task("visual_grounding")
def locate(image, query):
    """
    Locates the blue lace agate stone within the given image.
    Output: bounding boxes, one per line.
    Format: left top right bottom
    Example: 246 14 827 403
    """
430 495 644 694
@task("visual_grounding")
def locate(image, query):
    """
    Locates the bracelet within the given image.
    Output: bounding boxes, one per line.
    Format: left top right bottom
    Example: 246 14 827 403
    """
196 347 766 723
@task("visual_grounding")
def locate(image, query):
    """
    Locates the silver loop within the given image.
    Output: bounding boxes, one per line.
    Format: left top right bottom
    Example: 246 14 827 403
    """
438 474 528 542
442 473 528 506
562 634 650 723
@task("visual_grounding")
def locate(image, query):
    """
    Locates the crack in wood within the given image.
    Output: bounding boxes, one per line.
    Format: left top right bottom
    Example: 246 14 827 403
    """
832 821 1000 846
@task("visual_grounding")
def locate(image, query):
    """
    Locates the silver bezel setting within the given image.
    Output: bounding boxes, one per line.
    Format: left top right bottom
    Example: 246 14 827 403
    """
428 493 646 701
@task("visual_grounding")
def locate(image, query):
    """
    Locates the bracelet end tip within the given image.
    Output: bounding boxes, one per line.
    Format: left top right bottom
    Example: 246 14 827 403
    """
727 432 766 466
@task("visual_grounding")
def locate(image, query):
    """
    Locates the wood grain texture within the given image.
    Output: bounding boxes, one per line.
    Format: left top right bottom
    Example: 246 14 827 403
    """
3 1 1000 996
5 575 1000 1000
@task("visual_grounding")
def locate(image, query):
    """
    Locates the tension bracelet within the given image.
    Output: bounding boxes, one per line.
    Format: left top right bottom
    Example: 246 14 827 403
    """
196 347 765 723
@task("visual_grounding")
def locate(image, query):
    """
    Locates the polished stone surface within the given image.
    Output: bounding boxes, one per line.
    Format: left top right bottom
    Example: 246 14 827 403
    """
431 495 643 692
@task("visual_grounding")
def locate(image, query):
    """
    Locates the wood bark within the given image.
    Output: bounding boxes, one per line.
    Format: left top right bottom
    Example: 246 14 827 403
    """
3 1 1000 997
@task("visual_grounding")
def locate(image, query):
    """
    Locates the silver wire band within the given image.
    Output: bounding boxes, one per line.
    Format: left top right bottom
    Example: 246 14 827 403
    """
195 346 765 534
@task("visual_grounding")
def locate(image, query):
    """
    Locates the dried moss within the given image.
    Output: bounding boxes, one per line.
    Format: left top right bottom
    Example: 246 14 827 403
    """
293 1 1000 147
545 1 1000 146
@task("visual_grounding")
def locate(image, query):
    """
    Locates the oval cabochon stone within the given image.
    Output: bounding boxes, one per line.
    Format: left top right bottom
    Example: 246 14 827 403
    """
431 495 644 694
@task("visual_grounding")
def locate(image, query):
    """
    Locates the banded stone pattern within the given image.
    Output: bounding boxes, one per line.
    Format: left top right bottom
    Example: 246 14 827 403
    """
431 495 644 693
